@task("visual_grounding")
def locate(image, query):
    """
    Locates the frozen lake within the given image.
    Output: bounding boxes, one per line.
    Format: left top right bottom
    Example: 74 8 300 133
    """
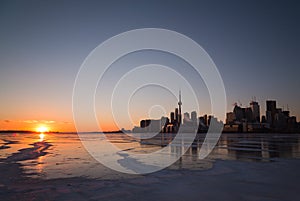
1 132 300 179
1 132 300 200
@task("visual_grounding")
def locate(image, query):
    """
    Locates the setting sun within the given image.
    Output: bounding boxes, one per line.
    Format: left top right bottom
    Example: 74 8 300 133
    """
36 126 49 133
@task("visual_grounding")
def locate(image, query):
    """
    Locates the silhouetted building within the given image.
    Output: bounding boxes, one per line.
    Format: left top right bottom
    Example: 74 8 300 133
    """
287 116 297 132
199 117 205 125
134 93 299 134
226 112 236 124
261 115 266 123
245 107 253 122
191 111 197 121
283 110 290 118
266 100 276 111
160 117 169 133
191 111 198 127
250 101 260 122
170 112 175 123
208 115 213 126
178 90 182 125
136 119 163 133
231 101 261 124
184 112 190 120
198 116 208 132
203 114 208 126
161 117 169 127
175 108 179 123
226 100 263 132
266 100 277 127
183 112 190 124
140 119 151 128
149 119 162 132
233 105 244 122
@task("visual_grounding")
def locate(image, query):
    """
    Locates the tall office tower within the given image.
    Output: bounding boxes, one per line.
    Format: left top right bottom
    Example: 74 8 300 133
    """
191 111 198 128
250 101 260 122
199 117 205 125
208 115 213 126
183 112 190 124
266 100 277 127
184 112 190 120
204 114 208 126
233 105 244 122
191 111 197 122
175 108 179 123
245 107 253 122
178 90 182 125
266 100 276 112
170 112 175 123
160 117 169 132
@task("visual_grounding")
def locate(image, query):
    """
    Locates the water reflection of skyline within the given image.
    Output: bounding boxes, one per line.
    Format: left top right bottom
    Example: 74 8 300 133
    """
140 133 300 161
208 134 300 161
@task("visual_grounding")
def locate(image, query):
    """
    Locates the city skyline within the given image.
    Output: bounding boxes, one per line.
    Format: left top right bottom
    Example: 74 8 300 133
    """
0 1 299 132
133 91 299 134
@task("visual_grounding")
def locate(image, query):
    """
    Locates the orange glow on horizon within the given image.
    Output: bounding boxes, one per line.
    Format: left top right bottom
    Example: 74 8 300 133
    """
0 119 124 132
36 126 49 133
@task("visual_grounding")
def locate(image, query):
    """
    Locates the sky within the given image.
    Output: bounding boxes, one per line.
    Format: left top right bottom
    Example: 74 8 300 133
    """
0 0 299 132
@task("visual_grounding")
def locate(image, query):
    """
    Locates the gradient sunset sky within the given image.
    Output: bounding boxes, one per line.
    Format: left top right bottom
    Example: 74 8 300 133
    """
0 0 299 132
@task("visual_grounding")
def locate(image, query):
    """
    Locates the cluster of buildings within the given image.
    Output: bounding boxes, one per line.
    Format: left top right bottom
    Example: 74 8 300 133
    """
225 100 298 133
132 91 187 133
132 91 299 133
132 91 219 133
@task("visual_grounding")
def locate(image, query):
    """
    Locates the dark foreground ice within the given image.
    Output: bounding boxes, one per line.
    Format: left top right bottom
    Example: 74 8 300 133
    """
1 158 300 201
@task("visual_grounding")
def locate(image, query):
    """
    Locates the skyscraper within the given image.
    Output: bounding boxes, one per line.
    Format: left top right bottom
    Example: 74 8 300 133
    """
178 90 182 125
233 105 244 122
245 107 253 122
250 101 260 122
266 100 277 127
204 114 208 126
175 108 179 123
183 112 190 124
191 111 197 122
184 112 190 120
170 112 175 123
191 111 198 128
266 100 276 112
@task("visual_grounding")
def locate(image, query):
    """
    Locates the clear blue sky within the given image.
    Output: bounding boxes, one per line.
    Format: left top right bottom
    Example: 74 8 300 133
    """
0 0 299 131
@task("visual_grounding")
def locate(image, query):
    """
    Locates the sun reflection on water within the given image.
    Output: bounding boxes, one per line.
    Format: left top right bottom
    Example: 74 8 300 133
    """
39 133 45 141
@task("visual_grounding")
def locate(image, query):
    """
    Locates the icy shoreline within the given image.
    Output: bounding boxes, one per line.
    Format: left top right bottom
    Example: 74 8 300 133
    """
1 156 300 200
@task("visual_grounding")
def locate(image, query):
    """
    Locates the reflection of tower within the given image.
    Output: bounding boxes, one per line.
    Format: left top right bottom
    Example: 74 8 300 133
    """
178 90 182 125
